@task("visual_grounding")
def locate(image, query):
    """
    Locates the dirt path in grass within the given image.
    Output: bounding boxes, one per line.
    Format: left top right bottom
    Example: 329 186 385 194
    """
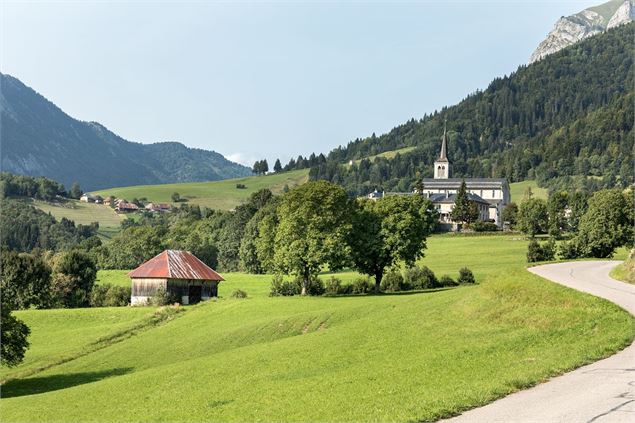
445 260 635 423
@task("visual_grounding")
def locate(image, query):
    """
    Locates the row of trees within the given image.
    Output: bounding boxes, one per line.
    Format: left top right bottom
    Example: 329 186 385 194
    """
513 188 634 259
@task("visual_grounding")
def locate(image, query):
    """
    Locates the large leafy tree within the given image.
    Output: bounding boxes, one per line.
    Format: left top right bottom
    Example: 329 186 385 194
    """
51 250 98 308
1 250 52 309
349 196 438 293
574 189 633 258
517 198 548 237
547 191 569 237
450 180 479 225
1 299 30 367
273 181 352 295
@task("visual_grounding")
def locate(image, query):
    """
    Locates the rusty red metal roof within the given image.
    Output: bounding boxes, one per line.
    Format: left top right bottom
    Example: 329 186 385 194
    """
128 250 224 281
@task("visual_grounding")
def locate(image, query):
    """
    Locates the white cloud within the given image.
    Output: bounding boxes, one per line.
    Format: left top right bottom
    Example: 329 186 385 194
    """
226 152 258 167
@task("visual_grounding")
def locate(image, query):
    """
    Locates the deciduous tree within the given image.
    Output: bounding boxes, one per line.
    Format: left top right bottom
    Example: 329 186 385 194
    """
349 196 437 293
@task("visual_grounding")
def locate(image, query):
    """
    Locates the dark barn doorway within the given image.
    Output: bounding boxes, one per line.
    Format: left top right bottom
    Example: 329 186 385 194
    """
188 285 202 304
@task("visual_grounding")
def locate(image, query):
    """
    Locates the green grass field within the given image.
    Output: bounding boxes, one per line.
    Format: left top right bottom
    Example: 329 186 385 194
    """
92 169 309 211
2 235 633 422
353 146 417 164
509 180 548 202
27 199 125 240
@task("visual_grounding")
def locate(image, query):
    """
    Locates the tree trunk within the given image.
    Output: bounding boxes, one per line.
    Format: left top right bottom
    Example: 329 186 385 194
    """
374 270 383 294
301 284 307 296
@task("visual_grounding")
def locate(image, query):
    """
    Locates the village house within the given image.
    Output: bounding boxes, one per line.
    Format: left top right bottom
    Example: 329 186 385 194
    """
145 202 172 212
116 201 139 213
128 250 224 305
80 193 97 203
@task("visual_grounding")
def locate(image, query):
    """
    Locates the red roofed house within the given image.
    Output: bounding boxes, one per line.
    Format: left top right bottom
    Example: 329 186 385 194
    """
128 250 224 305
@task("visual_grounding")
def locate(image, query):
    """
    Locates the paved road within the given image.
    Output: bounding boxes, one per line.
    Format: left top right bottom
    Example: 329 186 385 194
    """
444 261 635 423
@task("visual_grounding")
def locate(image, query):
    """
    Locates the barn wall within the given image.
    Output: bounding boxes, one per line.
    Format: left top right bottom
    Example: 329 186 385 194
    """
131 278 167 306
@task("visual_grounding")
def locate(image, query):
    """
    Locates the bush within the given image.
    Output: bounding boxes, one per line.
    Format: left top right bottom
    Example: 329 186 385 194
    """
351 277 372 294
404 265 438 289
439 275 458 287
104 285 131 306
303 276 325 296
90 284 109 307
471 221 499 232
230 289 248 299
559 240 582 260
381 270 404 292
457 267 476 284
236 183 247 189
151 287 179 306
270 275 301 297
527 239 556 263
324 277 343 295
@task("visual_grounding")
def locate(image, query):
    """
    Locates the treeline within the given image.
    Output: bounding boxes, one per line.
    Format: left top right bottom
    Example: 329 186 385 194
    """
505 187 634 261
286 24 634 195
1 199 100 252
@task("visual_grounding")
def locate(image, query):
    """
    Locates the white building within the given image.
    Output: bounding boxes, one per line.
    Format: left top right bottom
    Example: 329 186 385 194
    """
421 124 510 227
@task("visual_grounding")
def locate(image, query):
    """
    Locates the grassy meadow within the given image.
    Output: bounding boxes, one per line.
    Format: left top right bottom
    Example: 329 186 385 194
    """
27 199 125 240
91 169 309 211
2 234 633 422
509 180 547 202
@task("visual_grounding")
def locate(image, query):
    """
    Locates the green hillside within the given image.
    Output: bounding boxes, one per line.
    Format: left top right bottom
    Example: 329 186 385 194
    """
509 180 548 202
92 169 309 211
2 235 632 422
28 199 124 240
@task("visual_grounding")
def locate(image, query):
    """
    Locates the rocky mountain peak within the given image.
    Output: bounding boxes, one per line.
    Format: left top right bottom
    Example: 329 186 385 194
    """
529 0 634 64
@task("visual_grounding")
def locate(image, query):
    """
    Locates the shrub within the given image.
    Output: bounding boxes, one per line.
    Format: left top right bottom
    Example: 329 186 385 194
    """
91 284 131 307
439 275 458 287
151 287 179 306
324 277 342 295
270 275 301 297
304 276 325 296
381 270 404 292
403 265 438 289
527 239 556 263
457 267 476 284
471 221 499 232
230 289 248 299
236 183 247 189
351 276 372 294
559 240 582 260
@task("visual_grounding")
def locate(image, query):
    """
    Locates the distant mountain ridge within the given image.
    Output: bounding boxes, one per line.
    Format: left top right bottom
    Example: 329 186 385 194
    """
0 74 251 191
529 0 634 63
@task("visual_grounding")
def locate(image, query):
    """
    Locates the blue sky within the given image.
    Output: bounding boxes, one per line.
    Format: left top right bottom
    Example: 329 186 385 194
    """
1 1 601 167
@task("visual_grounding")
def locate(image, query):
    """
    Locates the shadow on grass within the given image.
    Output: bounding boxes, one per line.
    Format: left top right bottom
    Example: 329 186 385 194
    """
324 286 461 299
1 367 133 398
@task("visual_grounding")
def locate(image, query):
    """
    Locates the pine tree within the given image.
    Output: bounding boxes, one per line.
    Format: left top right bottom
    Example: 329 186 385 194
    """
273 159 282 173
451 180 479 225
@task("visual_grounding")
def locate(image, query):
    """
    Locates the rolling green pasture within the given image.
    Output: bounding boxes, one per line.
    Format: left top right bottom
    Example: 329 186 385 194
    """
509 180 548 202
27 199 125 240
92 169 309 211
353 146 417 164
2 235 633 422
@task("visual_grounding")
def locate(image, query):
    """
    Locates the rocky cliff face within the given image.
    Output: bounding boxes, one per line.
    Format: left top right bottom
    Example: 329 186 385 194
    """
529 0 634 64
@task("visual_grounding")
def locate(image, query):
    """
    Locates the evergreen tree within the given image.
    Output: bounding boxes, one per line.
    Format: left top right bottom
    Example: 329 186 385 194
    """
450 180 479 225
273 159 282 173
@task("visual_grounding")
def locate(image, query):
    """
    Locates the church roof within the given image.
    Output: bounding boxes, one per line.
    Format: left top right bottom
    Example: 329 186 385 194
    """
429 192 490 205
437 121 449 162
421 178 508 188
128 250 224 281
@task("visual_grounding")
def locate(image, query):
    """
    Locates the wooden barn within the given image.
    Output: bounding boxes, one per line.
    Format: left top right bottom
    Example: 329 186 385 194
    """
128 250 224 305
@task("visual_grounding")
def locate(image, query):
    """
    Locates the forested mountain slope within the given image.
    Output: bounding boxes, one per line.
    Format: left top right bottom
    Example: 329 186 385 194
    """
0 74 251 191
299 23 633 195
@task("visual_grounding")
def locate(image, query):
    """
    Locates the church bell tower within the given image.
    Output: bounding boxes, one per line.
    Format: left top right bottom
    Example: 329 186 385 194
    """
434 121 451 179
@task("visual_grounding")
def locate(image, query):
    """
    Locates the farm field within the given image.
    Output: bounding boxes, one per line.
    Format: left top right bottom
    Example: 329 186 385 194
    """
92 169 309 211
27 199 125 240
2 235 633 422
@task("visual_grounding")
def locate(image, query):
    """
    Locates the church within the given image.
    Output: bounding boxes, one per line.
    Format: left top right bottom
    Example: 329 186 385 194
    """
420 124 510 228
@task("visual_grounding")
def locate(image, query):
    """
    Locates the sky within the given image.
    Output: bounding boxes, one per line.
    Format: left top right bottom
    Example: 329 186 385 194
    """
1 0 603 167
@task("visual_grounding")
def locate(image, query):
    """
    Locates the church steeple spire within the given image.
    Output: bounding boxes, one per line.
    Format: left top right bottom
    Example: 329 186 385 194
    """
433 119 450 179
438 119 448 162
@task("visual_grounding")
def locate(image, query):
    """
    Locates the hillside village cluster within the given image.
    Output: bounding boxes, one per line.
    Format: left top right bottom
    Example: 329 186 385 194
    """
79 193 171 213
